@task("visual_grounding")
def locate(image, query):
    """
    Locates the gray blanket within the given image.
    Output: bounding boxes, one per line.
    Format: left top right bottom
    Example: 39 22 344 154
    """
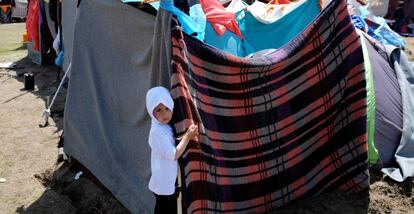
64 0 171 212
61 0 77 74
381 45 414 182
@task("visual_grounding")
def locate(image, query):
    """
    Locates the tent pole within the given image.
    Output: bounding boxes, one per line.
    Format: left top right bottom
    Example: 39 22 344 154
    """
39 63 71 127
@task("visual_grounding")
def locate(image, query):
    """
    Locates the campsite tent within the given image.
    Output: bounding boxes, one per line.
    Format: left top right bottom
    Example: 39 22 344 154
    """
64 1 162 212
61 0 413 213
61 0 76 74
11 0 27 19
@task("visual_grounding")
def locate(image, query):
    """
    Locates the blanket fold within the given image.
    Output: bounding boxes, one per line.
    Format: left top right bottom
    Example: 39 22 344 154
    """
170 0 369 213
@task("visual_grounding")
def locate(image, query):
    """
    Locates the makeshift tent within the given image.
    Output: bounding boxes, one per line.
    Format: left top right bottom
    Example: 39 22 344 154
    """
62 0 413 213
61 0 76 75
348 0 414 175
359 31 403 167
64 0 368 213
356 27 414 180
379 43 414 182
64 1 164 212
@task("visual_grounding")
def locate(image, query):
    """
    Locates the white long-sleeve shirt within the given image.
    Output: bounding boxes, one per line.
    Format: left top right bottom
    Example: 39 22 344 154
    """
146 86 177 195
148 122 177 195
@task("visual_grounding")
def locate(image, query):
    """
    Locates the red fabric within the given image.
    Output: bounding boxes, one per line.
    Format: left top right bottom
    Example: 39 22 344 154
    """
269 0 291 4
199 0 243 39
26 0 39 50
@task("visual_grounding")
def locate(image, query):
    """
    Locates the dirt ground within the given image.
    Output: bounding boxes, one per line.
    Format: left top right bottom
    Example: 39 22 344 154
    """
0 22 76 213
1 23 414 214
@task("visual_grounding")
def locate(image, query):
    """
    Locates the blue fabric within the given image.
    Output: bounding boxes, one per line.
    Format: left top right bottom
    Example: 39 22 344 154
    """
203 10 254 57
190 4 249 57
239 0 319 55
188 0 319 57
160 0 204 40
358 6 405 48
150 2 160 10
205 22 246 57
351 15 369 32
368 20 405 48
189 4 206 44
55 48 64 67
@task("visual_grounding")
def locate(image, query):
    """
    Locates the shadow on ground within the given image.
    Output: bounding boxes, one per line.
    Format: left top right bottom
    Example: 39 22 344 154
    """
15 188 76 214
15 161 130 214
12 154 414 214
2 55 67 132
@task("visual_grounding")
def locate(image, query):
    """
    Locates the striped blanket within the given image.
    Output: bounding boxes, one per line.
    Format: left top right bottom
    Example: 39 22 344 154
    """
170 0 369 213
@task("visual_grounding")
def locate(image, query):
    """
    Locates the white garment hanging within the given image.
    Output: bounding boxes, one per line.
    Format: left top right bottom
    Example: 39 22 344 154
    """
53 28 61 54
225 0 248 13
247 0 306 24
246 48 278 59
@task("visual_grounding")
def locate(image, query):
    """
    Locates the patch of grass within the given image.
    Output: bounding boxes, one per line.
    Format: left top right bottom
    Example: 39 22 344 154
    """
0 23 27 60
0 42 25 52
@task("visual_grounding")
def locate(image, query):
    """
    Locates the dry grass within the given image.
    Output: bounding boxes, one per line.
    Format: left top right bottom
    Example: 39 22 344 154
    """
0 23 26 61
0 23 70 213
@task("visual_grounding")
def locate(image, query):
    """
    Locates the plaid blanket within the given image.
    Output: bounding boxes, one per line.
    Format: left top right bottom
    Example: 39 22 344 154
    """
170 0 369 213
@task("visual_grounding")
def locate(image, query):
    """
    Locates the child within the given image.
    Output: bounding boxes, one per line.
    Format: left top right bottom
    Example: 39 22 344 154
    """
146 86 198 214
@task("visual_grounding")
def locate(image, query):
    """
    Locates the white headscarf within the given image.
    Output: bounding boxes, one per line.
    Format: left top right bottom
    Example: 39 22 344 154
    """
146 86 174 124
146 86 177 195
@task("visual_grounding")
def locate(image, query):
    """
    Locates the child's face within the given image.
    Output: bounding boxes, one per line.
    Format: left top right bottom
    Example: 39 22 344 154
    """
153 103 172 124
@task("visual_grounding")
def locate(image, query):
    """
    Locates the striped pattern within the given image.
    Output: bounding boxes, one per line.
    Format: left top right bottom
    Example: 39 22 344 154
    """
170 0 369 213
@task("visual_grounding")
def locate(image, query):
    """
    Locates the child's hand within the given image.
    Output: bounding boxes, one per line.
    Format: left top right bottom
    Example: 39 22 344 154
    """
186 124 198 140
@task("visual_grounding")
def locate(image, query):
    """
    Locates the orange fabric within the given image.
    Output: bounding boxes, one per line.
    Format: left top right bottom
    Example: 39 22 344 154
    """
0 5 11 13
26 0 39 50
199 0 243 39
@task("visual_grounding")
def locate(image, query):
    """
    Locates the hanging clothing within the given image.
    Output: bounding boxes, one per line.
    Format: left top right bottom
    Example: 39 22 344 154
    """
225 0 248 13
26 0 40 50
199 0 243 39
199 0 249 57
247 0 305 24
245 48 277 58
267 0 291 4
189 4 206 43
205 22 247 56
160 0 204 40
239 0 319 55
